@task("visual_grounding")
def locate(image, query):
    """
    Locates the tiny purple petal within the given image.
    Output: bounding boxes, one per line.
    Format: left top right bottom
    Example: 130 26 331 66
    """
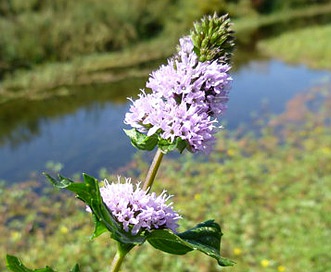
87 177 181 235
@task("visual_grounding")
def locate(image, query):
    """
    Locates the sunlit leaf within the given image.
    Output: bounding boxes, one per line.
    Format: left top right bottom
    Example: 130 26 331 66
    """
158 137 188 153
124 129 188 153
124 129 158 151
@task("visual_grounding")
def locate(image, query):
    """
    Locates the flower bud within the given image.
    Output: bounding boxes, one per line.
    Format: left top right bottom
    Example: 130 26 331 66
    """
190 13 235 63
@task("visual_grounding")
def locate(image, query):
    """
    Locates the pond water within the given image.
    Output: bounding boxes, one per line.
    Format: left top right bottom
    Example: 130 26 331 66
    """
1 57 329 183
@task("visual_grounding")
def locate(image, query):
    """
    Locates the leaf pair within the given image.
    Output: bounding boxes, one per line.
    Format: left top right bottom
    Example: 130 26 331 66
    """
124 129 188 153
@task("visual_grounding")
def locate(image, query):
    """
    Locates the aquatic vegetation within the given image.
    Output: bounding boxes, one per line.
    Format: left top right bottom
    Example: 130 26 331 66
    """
2 77 330 272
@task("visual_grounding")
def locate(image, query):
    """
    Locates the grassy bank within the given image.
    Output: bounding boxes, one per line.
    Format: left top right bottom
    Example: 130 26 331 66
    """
1 78 331 271
258 24 331 70
1 2 331 104
233 2 331 33
0 40 173 103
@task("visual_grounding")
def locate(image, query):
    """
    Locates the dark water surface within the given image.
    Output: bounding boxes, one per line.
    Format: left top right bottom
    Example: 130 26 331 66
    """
0 59 330 183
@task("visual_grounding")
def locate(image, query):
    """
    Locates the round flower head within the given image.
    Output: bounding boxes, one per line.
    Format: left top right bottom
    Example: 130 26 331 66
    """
125 36 232 153
87 177 181 235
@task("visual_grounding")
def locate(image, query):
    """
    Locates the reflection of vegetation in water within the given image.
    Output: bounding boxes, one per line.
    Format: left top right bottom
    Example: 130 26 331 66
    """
1 80 330 272
1 1 331 102
0 77 147 148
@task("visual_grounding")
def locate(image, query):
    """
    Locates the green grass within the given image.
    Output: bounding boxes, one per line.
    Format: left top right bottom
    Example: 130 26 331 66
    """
1 78 331 271
258 24 331 70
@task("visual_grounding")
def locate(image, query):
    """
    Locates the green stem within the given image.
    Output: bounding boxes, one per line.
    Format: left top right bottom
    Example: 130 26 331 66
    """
110 251 124 272
110 242 134 272
143 148 164 191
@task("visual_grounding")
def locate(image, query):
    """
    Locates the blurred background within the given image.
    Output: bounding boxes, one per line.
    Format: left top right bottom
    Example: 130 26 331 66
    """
1 0 331 271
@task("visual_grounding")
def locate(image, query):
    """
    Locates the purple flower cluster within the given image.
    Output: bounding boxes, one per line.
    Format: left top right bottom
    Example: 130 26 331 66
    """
87 177 181 235
125 36 232 153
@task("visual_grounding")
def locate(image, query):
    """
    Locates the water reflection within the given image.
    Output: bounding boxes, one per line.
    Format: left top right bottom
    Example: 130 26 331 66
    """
0 60 330 182
227 60 330 128
0 77 148 148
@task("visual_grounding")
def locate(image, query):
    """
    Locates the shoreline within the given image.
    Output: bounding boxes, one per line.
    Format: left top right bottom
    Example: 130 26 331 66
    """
1 3 331 104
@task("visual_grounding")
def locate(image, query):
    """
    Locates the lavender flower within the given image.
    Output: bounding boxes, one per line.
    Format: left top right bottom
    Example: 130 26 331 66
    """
87 177 181 235
124 35 232 153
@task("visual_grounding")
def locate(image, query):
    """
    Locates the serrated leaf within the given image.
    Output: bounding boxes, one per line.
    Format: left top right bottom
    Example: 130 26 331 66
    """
179 220 234 266
124 129 158 151
178 219 221 252
44 173 145 245
90 214 108 239
6 255 56 272
6 255 81 272
147 220 234 267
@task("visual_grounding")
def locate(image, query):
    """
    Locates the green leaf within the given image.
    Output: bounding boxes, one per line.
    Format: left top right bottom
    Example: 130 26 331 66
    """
90 214 108 239
124 129 158 151
5 255 80 272
158 137 188 153
147 220 235 267
44 173 146 245
124 129 189 154
179 220 235 266
147 229 193 255
69 264 81 272
6 254 53 272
